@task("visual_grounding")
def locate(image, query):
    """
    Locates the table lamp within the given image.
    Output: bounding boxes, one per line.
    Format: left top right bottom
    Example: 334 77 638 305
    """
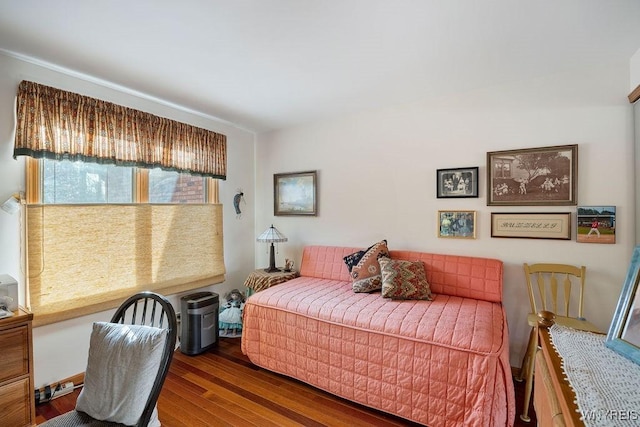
257 224 287 272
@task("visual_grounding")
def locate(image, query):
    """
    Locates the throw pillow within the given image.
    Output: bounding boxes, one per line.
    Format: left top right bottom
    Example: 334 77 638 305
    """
343 240 389 292
379 257 433 300
75 322 167 427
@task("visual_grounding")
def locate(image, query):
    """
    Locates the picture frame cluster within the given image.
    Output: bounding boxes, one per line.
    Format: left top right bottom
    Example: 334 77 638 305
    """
436 143 614 243
436 145 631 366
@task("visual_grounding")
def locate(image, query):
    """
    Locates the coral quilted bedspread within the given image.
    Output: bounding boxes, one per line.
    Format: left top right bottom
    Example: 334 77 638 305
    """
241 246 515 426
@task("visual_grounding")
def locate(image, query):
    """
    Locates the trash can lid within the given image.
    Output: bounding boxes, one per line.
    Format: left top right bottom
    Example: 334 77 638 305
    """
181 291 219 308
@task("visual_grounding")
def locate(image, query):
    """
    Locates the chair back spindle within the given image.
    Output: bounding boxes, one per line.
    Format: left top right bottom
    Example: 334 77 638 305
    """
525 263 586 319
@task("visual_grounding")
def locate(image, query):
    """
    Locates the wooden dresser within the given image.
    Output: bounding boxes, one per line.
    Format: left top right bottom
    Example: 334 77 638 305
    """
534 325 586 427
0 308 35 427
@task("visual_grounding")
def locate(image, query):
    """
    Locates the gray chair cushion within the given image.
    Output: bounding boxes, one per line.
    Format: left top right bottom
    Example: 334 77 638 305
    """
38 410 127 426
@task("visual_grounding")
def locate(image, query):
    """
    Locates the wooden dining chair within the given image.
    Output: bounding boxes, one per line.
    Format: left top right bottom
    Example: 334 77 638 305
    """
40 292 177 427
516 263 598 422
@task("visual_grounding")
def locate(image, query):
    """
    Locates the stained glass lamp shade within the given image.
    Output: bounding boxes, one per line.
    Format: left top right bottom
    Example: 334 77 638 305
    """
256 224 287 272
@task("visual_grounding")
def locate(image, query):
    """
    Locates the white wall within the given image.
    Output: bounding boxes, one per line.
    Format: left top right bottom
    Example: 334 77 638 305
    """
631 47 640 90
255 65 636 368
0 52 257 387
2 48 637 387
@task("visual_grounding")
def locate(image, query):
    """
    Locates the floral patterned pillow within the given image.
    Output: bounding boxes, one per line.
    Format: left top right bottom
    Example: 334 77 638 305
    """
379 257 433 300
343 240 389 293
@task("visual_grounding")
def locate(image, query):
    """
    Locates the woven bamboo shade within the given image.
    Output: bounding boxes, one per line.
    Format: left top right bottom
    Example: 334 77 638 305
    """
26 204 225 326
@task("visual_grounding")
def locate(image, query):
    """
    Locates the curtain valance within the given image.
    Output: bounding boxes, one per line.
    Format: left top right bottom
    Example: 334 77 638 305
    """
14 80 227 179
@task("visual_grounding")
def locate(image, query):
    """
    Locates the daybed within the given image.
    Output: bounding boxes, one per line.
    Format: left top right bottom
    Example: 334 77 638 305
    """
241 245 515 426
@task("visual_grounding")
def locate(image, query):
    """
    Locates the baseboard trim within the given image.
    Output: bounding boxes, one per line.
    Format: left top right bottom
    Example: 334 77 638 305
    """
37 373 85 393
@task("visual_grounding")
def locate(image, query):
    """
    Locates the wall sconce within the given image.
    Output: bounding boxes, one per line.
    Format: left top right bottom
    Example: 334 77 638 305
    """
256 224 287 272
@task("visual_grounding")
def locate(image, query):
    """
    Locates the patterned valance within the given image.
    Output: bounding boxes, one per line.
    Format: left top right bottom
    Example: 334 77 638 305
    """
14 80 227 179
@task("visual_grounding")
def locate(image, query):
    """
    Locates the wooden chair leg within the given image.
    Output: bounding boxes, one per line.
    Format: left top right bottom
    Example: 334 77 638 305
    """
520 326 538 422
515 327 535 382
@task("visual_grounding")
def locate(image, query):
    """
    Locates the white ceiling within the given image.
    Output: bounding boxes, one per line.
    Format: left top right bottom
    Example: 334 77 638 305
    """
1 0 639 133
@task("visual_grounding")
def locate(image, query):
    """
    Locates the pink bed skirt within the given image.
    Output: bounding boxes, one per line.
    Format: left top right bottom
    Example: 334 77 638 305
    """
242 246 515 426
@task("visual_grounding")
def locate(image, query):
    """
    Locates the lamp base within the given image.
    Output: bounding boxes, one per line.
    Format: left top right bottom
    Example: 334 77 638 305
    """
264 242 280 273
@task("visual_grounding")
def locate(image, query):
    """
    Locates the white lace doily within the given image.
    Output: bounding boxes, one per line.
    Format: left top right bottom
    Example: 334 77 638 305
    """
549 324 640 427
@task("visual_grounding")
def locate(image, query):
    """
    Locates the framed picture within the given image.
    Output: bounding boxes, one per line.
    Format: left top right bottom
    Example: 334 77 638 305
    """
606 246 640 365
436 167 479 198
490 212 571 240
486 144 578 206
576 206 616 244
274 170 317 216
437 210 476 239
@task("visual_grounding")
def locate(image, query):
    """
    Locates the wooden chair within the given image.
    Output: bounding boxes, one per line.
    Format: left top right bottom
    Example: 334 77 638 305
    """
40 292 177 427
516 263 598 422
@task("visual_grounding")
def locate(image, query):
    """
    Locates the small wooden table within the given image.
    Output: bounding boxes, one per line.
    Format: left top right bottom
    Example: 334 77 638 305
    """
244 269 298 295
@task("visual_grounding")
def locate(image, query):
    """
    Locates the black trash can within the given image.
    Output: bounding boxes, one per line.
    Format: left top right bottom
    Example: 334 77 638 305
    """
180 291 219 355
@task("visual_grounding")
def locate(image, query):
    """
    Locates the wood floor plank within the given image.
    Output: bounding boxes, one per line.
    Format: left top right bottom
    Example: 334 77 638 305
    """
187 375 305 426
177 353 405 426
36 337 535 426
158 387 229 427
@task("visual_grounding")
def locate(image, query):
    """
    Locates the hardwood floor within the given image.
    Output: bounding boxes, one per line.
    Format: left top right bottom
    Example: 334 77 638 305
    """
36 337 536 426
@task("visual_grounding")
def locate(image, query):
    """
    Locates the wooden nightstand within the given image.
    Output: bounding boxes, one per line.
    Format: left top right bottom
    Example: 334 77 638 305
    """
244 269 298 296
0 307 35 427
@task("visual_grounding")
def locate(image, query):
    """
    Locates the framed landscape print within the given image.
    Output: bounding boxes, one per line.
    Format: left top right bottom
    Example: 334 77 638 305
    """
274 170 317 216
576 206 616 244
606 246 640 365
436 167 479 198
486 144 577 206
437 210 476 239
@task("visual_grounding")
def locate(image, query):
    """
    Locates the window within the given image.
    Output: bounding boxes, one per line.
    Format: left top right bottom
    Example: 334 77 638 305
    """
43 160 133 204
148 169 205 204
40 159 209 204
16 81 227 326
25 158 223 326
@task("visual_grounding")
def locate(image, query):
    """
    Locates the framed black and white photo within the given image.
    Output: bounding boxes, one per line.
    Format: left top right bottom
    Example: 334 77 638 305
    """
487 144 577 206
274 170 317 216
606 246 640 365
436 167 479 198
